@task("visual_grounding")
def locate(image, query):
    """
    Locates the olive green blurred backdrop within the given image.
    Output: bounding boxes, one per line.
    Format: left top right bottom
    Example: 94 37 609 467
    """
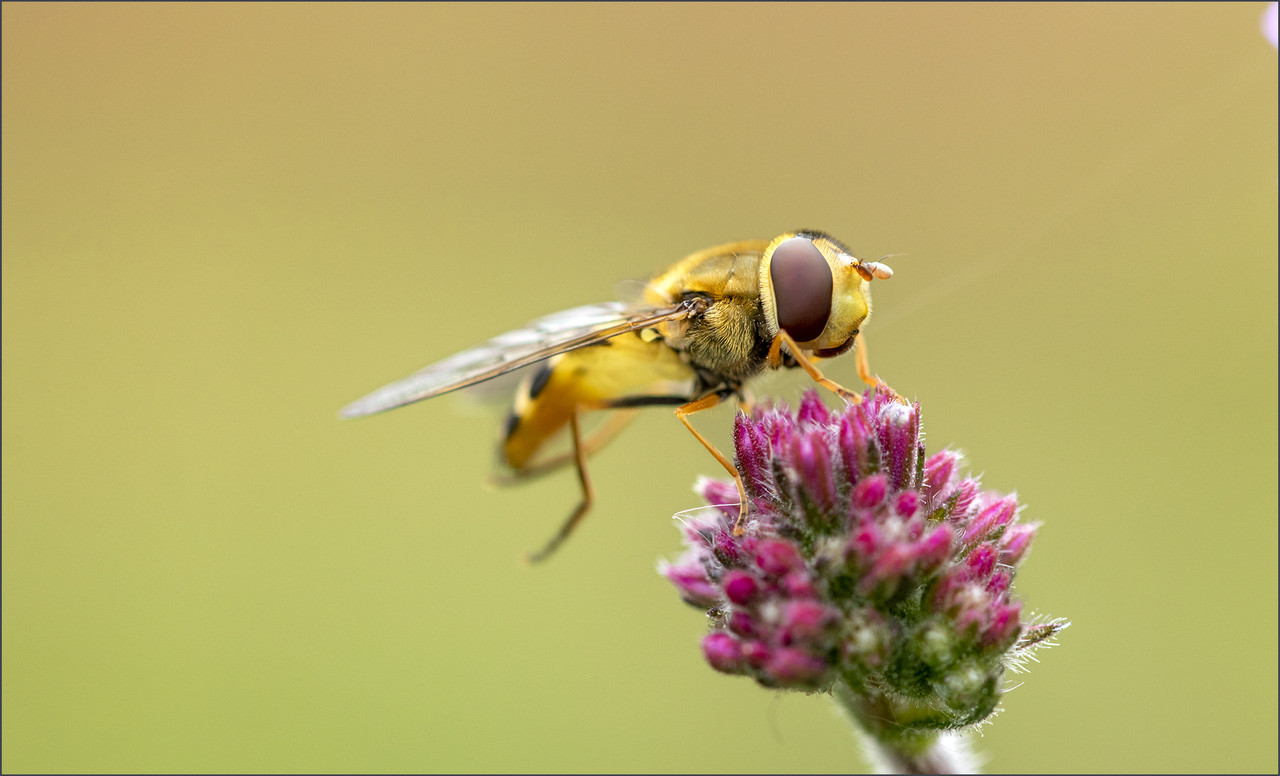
4 3 1276 773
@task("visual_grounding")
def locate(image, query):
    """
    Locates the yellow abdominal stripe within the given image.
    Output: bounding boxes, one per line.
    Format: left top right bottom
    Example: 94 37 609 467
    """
500 333 692 471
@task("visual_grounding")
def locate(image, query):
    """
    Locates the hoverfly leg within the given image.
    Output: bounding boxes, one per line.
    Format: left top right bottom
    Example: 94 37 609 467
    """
853 333 878 389
524 409 594 564
770 331 863 404
675 392 750 536
853 335 907 403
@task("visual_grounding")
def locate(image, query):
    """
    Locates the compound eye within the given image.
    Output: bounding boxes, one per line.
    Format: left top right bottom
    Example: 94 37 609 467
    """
770 237 833 342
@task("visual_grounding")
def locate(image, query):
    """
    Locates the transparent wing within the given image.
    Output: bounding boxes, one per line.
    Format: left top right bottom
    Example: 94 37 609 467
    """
339 300 695 418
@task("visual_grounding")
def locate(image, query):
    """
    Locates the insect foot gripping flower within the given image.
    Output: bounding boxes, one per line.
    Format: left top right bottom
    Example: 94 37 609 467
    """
660 387 1068 775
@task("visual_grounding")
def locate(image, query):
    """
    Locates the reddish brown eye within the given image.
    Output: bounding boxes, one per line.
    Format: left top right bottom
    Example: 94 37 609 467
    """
770 237 833 342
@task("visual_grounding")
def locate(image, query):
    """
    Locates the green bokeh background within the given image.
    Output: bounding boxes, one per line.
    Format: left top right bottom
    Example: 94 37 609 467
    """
4 3 1276 772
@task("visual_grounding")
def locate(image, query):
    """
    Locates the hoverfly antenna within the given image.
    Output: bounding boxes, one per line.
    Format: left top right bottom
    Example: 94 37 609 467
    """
859 252 905 281
855 258 894 282
864 262 894 280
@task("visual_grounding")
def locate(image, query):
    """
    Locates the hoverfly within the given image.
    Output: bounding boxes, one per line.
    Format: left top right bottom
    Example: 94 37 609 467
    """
340 230 895 561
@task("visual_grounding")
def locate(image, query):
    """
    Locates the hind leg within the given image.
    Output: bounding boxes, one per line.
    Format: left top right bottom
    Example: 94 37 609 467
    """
521 393 701 562
524 410 594 564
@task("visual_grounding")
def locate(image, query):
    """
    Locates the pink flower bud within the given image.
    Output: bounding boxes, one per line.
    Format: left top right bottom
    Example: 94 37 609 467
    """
877 400 920 490
986 571 1011 597
965 544 998 580
782 600 835 640
894 490 920 518
711 530 745 568
702 632 745 673
794 430 837 512
852 474 888 510
984 602 1023 648
729 609 760 639
923 450 960 510
848 522 879 561
722 570 760 605
1000 523 1037 566
781 570 818 599
755 539 804 577
797 390 831 427
698 478 742 520
766 647 829 685
838 410 873 483
962 495 1018 545
859 544 913 596
733 413 774 497
950 479 979 520
913 525 953 571
661 561 719 607
742 640 771 669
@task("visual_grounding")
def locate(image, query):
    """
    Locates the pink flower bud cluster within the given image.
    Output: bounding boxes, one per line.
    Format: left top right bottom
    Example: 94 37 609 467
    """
662 387 1051 722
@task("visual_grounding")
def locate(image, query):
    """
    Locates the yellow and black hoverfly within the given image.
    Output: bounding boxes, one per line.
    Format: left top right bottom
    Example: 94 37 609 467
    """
340 230 895 561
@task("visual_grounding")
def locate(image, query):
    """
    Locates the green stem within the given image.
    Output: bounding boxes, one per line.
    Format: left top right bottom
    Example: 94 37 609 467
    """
831 681 976 775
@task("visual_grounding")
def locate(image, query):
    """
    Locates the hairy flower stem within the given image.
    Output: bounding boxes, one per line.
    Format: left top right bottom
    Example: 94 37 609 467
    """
833 681 973 775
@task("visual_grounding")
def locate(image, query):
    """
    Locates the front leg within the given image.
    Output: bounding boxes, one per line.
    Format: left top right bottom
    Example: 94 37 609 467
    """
768 330 864 403
769 331 905 404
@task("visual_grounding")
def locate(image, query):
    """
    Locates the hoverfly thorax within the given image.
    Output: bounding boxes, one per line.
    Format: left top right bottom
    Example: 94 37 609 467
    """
758 231 893 356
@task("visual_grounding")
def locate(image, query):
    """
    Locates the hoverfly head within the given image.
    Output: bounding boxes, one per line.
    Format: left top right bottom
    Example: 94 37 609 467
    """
759 231 892 352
